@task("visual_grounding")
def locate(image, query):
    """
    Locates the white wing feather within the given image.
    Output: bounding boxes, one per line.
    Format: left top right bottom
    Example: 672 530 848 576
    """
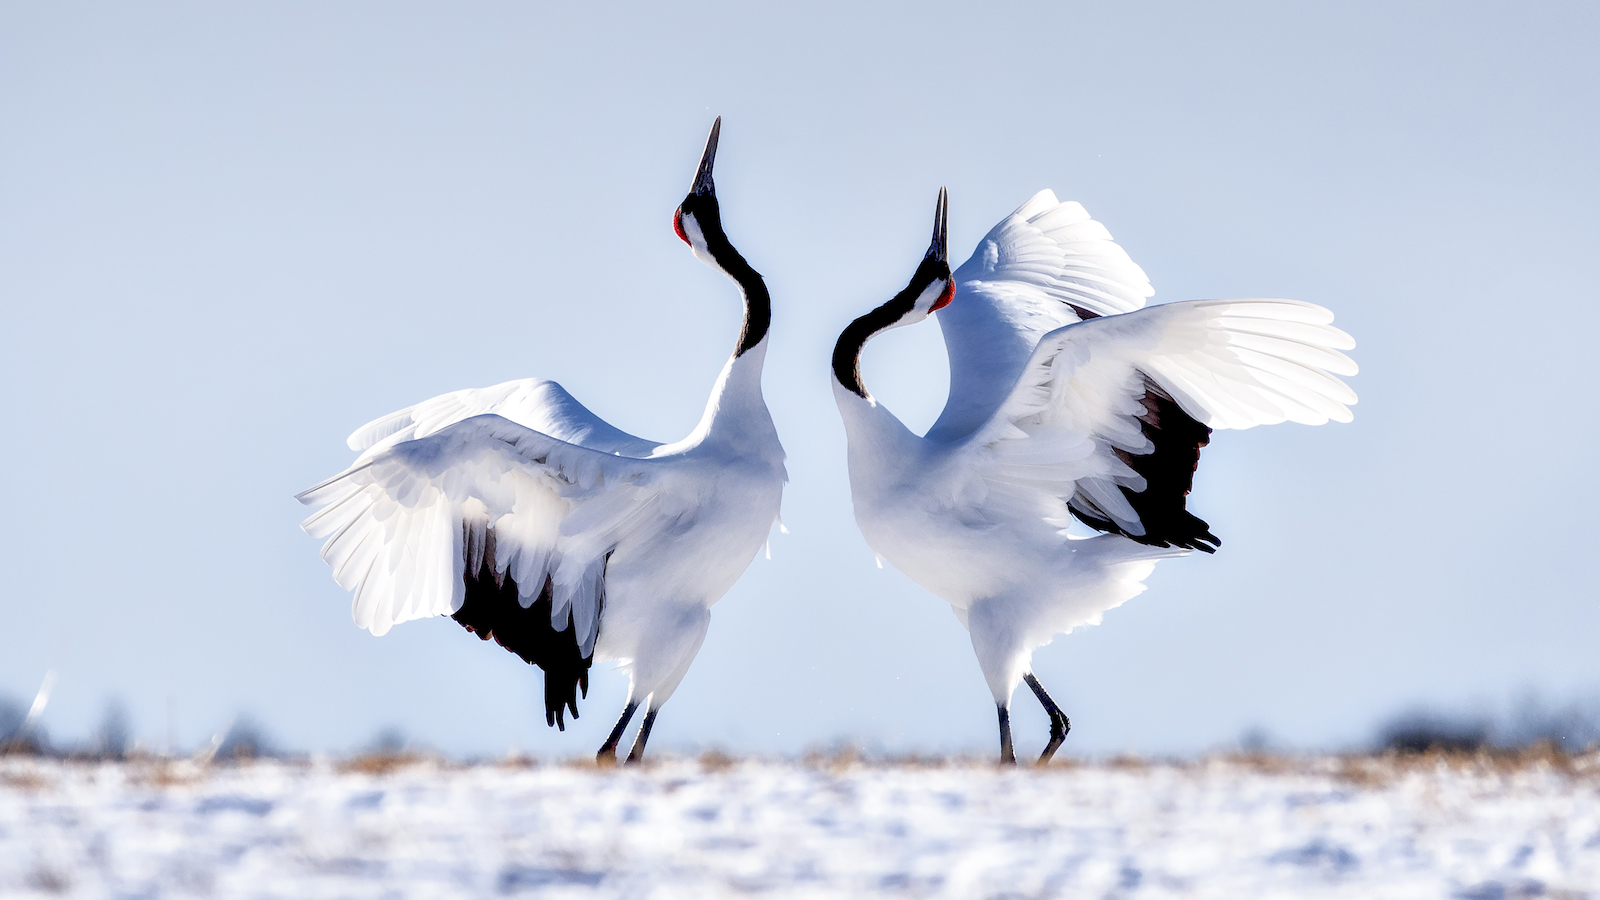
959 299 1356 536
347 378 661 458
931 191 1155 442
299 414 674 647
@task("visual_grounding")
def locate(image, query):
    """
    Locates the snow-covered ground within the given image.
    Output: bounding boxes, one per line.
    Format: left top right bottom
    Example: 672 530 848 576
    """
1 752 1596 899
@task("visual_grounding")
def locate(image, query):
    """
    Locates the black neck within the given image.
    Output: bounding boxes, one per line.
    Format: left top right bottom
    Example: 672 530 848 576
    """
726 250 771 358
681 193 770 358
832 257 945 397
831 311 895 399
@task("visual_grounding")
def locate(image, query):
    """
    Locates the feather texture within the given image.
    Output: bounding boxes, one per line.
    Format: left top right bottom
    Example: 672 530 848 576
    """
300 415 663 641
953 298 1355 549
347 379 661 458
930 191 1155 442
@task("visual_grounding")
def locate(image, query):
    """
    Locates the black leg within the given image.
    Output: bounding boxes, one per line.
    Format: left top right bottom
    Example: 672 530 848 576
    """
624 707 659 765
997 704 1016 765
1024 672 1072 766
596 701 639 765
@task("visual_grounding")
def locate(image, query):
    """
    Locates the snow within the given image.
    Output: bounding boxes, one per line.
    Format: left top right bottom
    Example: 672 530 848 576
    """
2 753 1596 898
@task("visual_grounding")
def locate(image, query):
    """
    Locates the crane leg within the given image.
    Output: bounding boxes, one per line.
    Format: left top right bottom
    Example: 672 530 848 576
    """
624 707 659 765
997 704 1016 765
596 701 639 765
1024 672 1071 765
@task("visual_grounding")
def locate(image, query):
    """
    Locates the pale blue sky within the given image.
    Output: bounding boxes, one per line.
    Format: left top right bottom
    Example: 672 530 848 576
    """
2 1 1596 758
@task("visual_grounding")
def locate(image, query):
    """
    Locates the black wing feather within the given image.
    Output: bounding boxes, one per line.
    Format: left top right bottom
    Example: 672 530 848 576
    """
1069 375 1221 553
450 529 597 729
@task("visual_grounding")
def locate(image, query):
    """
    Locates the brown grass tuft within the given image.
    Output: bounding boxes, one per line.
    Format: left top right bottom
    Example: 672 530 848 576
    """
1335 754 1391 788
125 760 209 789
698 749 737 773
0 769 49 791
1220 752 1299 776
1106 753 1146 771
803 744 862 773
877 752 957 770
337 752 427 776
1331 744 1599 788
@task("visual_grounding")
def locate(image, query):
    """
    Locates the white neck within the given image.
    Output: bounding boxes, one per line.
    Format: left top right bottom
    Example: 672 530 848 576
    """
832 378 923 478
665 336 777 455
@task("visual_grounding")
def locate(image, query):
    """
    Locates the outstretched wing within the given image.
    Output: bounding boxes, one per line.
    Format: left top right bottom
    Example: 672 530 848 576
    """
930 191 1155 442
298 414 684 726
957 299 1357 551
347 378 662 458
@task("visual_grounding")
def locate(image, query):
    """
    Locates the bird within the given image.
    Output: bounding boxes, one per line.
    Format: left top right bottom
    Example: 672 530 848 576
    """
297 118 786 764
832 188 1356 764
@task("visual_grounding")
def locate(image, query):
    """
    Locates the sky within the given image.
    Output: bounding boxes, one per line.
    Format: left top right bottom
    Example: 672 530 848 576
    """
2 1 1597 760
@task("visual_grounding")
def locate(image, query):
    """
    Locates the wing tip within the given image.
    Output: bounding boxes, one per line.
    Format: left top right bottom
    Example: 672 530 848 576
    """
1015 188 1061 217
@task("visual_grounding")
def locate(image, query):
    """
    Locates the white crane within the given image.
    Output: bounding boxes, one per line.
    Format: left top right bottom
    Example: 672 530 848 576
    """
298 119 786 764
832 189 1356 763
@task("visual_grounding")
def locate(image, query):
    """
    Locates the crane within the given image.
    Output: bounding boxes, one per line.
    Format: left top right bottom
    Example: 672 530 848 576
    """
298 119 786 764
832 188 1356 763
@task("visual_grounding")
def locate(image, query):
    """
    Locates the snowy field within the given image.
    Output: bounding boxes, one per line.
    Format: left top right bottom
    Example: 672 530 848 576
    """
2 751 1596 899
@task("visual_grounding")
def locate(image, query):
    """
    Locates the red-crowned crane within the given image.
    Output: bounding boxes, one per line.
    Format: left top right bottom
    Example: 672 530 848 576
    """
832 189 1355 763
299 119 786 764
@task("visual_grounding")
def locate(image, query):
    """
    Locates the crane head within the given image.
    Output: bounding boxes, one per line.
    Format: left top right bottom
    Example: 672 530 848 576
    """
830 188 954 397
862 187 956 331
898 186 955 323
673 117 723 264
667 117 771 356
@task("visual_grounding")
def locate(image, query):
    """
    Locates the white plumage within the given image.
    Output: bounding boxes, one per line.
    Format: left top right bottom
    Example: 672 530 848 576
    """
298 119 785 763
832 189 1356 763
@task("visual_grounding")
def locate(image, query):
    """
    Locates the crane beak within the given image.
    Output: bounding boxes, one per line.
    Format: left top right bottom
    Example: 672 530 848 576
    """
691 116 720 196
927 187 954 311
925 186 948 263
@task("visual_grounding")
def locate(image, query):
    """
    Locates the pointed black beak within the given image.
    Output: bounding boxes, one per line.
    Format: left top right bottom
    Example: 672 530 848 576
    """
925 186 948 263
691 117 720 196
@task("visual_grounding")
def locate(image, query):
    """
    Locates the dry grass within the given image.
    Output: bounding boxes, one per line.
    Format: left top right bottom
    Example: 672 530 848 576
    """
720 745 1597 783
1214 751 1299 776
566 754 616 771
802 744 863 773
124 760 211 789
874 752 956 770
336 752 432 776
1105 753 1148 771
697 749 737 773
0 769 49 791
11 746 1595 785
1335 754 1391 789
1332 743 1599 789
